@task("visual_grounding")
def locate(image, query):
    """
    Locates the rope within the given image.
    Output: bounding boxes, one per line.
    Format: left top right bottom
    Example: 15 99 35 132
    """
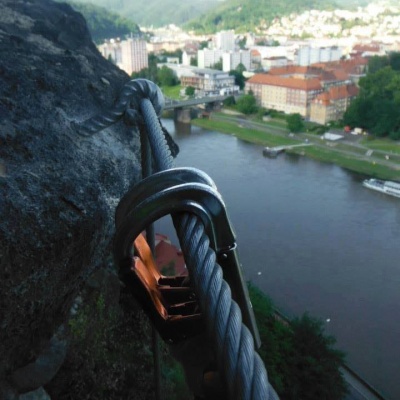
79 79 277 400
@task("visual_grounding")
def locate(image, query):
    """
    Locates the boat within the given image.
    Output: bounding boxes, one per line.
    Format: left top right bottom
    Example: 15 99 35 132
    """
362 178 400 198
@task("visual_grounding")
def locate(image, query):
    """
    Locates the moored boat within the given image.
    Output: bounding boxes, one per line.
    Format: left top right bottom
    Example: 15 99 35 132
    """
362 178 400 198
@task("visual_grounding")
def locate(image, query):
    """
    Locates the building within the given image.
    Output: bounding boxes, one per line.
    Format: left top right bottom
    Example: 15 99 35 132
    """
180 68 237 96
246 73 324 116
182 50 196 66
99 37 148 75
197 49 224 69
245 59 361 121
222 50 251 72
146 41 182 54
99 39 122 65
296 46 342 66
250 49 262 70
310 84 359 124
261 56 288 71
215 30 235 51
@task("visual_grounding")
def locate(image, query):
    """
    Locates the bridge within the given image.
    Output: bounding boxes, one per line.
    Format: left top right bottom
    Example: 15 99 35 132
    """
163 95 230 123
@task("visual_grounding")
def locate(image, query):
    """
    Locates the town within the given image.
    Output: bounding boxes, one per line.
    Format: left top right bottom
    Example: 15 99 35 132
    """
97 2 400 128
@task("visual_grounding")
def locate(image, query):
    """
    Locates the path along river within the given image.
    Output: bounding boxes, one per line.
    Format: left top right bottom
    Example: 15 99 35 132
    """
157 119 400 399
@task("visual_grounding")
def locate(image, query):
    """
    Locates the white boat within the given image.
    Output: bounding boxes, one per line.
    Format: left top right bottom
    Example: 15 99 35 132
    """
362 178 400 198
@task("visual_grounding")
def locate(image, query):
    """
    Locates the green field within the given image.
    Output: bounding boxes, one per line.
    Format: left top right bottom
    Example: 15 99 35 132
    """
361 137 400 155
161 85 182 100
193 118 297 147
192 118 400 180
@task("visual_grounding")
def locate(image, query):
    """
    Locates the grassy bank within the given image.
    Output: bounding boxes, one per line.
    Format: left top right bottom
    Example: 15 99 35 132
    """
192 118 400 180
193 118 297 147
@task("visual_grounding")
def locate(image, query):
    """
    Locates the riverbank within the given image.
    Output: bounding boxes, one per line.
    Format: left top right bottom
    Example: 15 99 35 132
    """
192 116 400 181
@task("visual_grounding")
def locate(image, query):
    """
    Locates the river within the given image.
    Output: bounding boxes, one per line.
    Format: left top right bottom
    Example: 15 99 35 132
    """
157 119 400 399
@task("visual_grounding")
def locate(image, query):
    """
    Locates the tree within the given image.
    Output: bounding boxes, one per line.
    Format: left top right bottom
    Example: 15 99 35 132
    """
343 65 400 138
238 36 247 49
389 51 400 71
283 314 348 400
248 285 347 400
229 70 245 90
236 93 258 114
368 55 389 74
211 59 223 71
286 113 304 133
190 56 198 67
158 65 178 87
223 96 236 107
185 86 195 96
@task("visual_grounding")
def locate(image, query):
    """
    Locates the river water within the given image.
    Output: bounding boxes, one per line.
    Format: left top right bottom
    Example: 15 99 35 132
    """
158 119 400 399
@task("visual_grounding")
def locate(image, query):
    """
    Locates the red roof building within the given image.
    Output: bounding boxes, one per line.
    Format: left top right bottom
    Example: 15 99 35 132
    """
310 84 359 125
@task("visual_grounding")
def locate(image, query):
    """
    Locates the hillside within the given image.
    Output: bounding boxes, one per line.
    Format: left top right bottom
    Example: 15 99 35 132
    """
65 1 140 43
185 0 340 33
70 0 220 27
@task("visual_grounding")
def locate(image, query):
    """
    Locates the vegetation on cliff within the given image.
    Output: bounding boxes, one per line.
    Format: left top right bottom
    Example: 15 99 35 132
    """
249 284 347 400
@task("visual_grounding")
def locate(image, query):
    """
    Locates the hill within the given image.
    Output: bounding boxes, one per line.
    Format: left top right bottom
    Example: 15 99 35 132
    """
185 0 340 33
65 1 140 43
69 0 221 27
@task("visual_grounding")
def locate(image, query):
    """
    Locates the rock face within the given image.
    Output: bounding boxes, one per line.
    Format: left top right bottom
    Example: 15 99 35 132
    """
0 0 149 396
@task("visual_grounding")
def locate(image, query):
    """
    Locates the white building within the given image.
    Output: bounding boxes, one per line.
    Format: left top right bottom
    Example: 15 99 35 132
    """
99 39 122 64
215 30 235 51
99 37 148 75
222 50 251 72
197 49 224 69
261 56 288 71
296 46 342 66
180 68 238 96
182 50 196 66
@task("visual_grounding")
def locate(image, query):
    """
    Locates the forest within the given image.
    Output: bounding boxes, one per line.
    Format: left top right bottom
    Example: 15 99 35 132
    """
67 1 140 43
185 0 338 33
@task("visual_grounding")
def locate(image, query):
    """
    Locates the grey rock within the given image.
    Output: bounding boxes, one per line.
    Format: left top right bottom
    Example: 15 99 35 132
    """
0 0 143 386
11 330 67 392
19 387 51 400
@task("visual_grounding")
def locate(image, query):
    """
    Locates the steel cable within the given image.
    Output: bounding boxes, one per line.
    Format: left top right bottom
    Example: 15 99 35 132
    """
79 79 278 400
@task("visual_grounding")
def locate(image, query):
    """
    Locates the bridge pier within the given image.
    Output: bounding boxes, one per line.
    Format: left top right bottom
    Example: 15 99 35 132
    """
174 108 191 123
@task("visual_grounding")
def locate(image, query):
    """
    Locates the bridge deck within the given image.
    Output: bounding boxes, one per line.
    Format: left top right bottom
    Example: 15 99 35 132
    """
164 95 228 110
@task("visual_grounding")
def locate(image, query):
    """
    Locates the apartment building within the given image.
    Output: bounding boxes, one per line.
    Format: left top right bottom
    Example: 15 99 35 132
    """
215 30 235 51
197 49 224 69
222 50 251 72
246 59 360 121
296 46 342 66
99 38 148 75
310 84 359 124
180 68 237 96
246 73 323 117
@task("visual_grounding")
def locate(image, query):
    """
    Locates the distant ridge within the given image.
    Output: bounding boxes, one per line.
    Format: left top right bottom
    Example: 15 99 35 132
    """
185 0 340 33
68 0 220 27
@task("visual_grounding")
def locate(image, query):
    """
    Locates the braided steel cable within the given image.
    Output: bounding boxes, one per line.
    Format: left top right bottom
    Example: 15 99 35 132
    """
134 83 274 400
77 79 164 136
173 213 270 400
79 79 276 400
